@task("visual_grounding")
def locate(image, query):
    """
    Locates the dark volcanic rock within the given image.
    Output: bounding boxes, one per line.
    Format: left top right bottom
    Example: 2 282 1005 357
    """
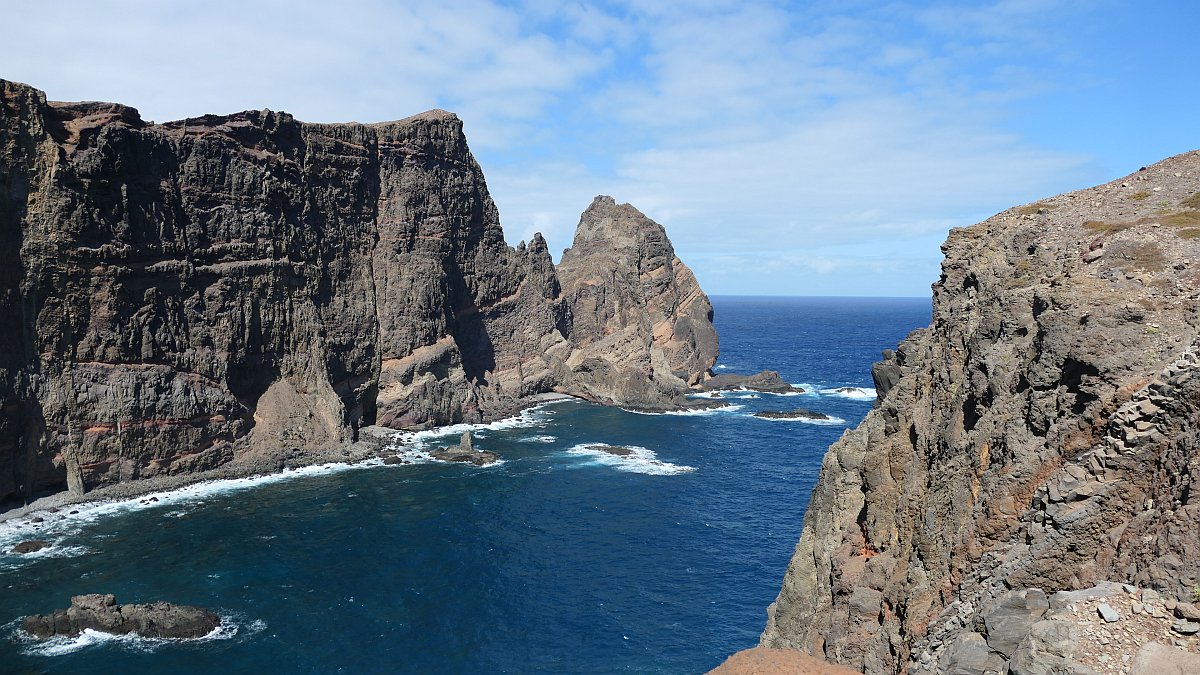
700 370 803 394
22 594 220 640
589 444 635 457
430 447 500 466
0 80 719 502
761 150 1200 673
10 539 51 554
752 409 830 420
870 349 902 403
430 431 500 466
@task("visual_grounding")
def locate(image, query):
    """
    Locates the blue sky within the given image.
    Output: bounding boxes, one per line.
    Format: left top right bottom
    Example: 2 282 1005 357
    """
3 1 1197 296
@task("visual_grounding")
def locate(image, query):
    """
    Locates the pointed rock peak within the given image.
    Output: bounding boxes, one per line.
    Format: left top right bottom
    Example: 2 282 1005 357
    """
582 195 647 220
571 195 669 251
528 232 549 253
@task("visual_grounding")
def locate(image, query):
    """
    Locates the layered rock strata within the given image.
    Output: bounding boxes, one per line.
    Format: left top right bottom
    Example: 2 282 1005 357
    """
761 151 1200 673
0 80 717 503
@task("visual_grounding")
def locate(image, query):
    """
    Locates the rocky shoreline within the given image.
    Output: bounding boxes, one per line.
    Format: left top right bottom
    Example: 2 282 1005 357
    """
0 396 582 525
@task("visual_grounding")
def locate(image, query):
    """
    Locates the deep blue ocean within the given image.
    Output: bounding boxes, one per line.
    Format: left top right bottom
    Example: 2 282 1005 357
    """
0 296 930 673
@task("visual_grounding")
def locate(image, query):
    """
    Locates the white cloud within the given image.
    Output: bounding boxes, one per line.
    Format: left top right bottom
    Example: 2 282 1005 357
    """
0 0 1134 295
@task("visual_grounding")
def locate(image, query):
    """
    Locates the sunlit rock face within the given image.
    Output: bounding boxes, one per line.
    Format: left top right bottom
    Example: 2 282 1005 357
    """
0 80 717 501
761 150 1200 673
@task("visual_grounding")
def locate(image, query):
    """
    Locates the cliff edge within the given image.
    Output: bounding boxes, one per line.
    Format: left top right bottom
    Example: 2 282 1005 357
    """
0 80 717 503
761 151 1200 672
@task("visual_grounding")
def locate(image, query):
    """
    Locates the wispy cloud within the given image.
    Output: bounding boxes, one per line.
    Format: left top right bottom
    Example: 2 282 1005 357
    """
2 0 1177 296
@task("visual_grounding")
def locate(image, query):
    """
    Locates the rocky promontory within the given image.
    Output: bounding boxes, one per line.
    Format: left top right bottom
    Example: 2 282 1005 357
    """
0 80 718 504
761 151 1200 672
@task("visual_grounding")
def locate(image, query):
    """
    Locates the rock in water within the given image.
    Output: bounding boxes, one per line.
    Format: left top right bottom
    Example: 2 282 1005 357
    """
10 540 51 554
700 370 804 394
22 594 220 640
0 80 718 502
752 410 831 420
430 431 500 466
760 150 1200 673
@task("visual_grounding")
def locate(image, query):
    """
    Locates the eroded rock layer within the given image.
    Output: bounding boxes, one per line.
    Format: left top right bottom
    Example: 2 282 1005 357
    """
761 151 1200 673
0 80 717 503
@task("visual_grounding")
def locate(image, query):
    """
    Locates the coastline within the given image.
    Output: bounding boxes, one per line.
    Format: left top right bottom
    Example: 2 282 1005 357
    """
0 392 580 526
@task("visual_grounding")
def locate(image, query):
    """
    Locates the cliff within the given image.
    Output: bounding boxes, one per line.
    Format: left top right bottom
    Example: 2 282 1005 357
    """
0 80 717 504
761 151 1200 672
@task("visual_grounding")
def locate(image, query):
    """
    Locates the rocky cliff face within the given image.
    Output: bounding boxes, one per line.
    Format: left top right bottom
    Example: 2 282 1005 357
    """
0 80 717 504
556 196 718 407
761 151 1200 672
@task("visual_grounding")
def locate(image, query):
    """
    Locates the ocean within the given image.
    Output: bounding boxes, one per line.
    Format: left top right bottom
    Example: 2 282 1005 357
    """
0 296 930 673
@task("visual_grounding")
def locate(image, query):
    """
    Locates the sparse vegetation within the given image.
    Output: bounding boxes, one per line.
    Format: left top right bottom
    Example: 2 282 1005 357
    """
1129 191 1151 201
1116 241 1167 272
1182 192 1200 209
1016 202 1054 216
1162 211 1200 227
1179 228 1200 239
1085 211 1200 235
1083 219 1132 234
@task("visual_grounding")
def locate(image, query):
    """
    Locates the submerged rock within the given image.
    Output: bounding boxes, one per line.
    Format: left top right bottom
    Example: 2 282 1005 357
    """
22 594 220 640
753 409 830 420
10 540 51 554
590 445 635 457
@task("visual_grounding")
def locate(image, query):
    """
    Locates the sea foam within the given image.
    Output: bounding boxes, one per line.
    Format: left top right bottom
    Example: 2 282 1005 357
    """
518 435 558 444
750 414 846 425
564 444 695 476
620 404 744 417
818 386 877 400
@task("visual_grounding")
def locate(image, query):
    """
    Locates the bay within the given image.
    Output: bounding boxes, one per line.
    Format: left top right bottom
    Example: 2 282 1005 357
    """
0 296 930 673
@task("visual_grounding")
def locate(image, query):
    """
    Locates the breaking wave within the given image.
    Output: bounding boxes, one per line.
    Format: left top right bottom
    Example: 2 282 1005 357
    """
563 444 695 476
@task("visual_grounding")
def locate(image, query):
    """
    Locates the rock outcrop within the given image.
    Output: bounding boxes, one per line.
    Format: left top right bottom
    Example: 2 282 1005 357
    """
555 196 719 406
0 80 717 503
429 430 500 466
22 593 220 640
700 370 805 395
761 151 1200 672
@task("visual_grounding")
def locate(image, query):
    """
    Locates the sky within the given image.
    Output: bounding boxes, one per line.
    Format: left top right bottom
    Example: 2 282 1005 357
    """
2 1 1198 296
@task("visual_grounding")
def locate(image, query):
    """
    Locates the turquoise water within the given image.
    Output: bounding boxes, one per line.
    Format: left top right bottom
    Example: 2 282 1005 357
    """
0 296 930 673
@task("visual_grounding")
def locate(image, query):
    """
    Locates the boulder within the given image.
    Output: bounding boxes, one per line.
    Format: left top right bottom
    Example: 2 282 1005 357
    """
983 589 1049 658
1130 642 1200 675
